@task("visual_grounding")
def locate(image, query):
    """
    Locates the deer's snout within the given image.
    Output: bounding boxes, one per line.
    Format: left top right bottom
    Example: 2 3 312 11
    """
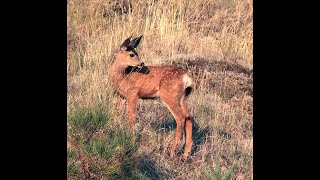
139 62 144 67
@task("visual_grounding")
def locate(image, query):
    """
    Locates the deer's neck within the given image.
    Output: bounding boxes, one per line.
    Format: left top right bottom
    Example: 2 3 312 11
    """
108 61 127 86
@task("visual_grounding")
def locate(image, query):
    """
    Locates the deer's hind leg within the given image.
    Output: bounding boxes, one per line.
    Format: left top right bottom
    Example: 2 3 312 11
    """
180 99 193 158
160 94 186 157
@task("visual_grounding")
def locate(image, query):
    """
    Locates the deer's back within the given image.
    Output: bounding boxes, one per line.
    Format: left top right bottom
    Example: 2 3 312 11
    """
115 66 188 99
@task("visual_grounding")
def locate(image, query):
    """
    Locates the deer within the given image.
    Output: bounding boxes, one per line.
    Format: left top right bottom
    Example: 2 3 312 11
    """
108 35 194 158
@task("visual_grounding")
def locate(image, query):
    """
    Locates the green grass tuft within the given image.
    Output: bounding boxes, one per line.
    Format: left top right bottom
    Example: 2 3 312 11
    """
67 105 139 179
205 159 238 180
68 106 111 133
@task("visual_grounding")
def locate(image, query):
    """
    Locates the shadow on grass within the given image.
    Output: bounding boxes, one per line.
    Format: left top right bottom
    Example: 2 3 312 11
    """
192 118 211 149
136 155 166 180
173 57 253 76
150 118 177 134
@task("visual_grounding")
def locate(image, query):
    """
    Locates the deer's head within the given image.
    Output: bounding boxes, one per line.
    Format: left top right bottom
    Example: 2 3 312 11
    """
118 35 144 67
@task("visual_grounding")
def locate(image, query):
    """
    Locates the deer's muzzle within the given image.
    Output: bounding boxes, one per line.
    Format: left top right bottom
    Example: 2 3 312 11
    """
138 62 144 67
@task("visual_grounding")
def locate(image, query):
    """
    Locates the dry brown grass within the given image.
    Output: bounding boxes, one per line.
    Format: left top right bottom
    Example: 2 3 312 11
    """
68 0 252 179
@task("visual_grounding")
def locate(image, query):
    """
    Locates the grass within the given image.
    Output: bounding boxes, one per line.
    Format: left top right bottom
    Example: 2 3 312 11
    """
67 0 252 179
205 159 238 180
67 106 142 179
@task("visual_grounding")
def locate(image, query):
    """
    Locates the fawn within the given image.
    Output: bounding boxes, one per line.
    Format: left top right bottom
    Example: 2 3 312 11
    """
108 35 193 158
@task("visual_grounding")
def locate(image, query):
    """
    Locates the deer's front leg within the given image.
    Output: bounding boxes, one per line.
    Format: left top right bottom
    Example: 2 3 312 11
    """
127 94 138 129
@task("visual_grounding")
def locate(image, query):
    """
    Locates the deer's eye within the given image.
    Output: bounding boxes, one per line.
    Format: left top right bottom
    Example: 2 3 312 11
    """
129 54 134 57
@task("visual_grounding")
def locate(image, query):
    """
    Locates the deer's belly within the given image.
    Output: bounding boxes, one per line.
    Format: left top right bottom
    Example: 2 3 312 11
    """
139 90 160 99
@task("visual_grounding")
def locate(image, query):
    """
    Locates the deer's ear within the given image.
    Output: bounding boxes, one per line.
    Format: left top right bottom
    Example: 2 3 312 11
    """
128 35 143 49
133 35 143 48
120 35 132 51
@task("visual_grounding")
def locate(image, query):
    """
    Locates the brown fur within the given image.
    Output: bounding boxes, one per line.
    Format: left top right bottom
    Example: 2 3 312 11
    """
108 35 193 158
